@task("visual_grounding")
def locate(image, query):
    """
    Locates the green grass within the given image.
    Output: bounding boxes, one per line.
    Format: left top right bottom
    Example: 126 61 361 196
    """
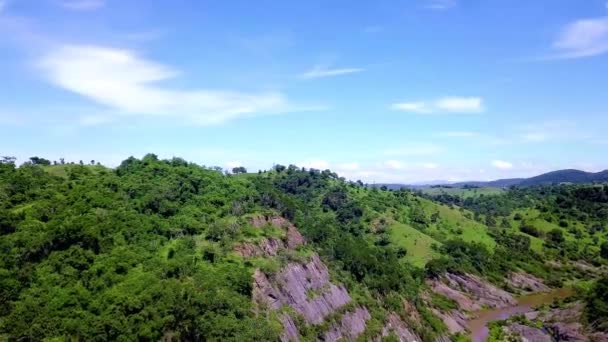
389 222 441 267
420 199 496 250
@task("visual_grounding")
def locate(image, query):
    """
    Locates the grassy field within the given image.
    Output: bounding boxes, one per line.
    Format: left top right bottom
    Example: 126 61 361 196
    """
388 222 441 267
420 198 496 250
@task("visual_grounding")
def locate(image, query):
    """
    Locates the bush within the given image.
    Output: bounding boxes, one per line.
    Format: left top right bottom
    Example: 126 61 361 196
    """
520 223 542 237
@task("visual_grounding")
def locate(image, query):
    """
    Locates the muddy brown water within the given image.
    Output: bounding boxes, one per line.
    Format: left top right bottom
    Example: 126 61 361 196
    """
467 288 573 342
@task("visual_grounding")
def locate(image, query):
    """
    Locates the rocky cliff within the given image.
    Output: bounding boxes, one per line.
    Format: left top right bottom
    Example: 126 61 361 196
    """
247 217 375 341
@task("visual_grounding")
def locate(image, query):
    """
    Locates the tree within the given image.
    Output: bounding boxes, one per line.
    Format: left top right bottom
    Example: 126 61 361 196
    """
601 242 608 260
585 276 608 331
232 166 247 174
1 156 16 164
90 160 95 165
60 158 65 165
546 228 565 246
29 157 51 165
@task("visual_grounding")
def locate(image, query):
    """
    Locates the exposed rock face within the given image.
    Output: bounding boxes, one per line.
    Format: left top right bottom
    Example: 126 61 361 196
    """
323 307 371 342
430 280 480 311
285 224 305 249
507 272 550 293
522 302 596 342
591 332 608 342
280 314 300 342
431 308 468 334
379 312 422 342
428 273 516 313
253 253 369 341
237 215 305 257
402 300 422 325
234 238 284 257
444 273 517 309
547 322 588 341
506 323 552 342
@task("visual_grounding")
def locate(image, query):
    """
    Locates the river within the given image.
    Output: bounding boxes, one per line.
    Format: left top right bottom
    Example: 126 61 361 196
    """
467 288 573 342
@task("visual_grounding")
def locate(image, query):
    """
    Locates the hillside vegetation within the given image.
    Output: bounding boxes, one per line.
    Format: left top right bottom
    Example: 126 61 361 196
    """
1 155 607 341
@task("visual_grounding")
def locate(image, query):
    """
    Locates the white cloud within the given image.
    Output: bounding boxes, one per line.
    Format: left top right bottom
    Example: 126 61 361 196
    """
390 102 431 113
552 16 608 59
226 161 243 169
421 162 439 169
436 97 483 112
436 131 479 137
492 160 513 170
391 96 483 114
297 160 330 170
336 162 360 171
59 0 105 11
38 45 294 125
426 0 457 10
299 65 364 79
384 160 405 170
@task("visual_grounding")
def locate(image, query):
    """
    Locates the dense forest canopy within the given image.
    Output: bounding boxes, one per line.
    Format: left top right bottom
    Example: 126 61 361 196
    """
0 155 607 341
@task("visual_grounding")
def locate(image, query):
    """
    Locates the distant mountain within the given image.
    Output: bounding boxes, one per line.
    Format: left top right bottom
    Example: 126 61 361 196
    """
451 169 608 188
517 169 608 187
451 178 525 188
375 169 608 189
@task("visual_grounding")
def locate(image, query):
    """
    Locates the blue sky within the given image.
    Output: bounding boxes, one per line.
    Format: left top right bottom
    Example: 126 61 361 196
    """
1 0 607 182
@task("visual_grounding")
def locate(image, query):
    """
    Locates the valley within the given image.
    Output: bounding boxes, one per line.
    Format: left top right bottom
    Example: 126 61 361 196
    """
1 156 607 341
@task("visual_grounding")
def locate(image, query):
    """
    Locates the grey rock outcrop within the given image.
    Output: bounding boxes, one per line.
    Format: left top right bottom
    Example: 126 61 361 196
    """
547 322 588 341
379 312 422 342
430 308 468 334
323 307 371 342
507 272 550 293
235 237 284 257
506 323 552 342
428 273 516 313
254 253 370 341
236 215 305 257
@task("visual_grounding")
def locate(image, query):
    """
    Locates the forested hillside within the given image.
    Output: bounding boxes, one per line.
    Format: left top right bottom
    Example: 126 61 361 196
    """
0 155 607 341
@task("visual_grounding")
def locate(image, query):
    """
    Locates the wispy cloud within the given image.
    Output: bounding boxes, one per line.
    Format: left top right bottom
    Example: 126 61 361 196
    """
426 0 457 10
391 102 431 113
299 65 364 79
420 162 439 169
391 96 484 114
38 45 300 125
518 120 590 143
435 131 479 138
59 0 105 11
336 162 360 171
384 160 405 170
297 160 330 170
551 16 608 59
492 160 513 170
383 143 444 157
